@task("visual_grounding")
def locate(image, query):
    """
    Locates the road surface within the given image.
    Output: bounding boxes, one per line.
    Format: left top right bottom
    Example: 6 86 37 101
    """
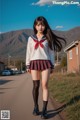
0 73 63 120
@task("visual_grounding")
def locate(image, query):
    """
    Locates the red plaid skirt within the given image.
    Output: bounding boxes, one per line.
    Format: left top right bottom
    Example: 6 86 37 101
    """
30 60 53 70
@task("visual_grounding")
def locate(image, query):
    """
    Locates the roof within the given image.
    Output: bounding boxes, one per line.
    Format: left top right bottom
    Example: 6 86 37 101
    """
64 40 80 52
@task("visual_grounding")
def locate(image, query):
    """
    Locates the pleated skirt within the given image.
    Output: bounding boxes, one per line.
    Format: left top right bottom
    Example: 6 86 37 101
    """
30 60 53 71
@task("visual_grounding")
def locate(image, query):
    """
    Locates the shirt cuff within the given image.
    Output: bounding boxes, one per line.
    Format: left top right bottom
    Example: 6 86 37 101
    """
26 65 30 69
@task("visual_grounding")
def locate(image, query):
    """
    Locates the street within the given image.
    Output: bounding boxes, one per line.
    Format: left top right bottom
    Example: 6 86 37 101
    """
0 73 62 120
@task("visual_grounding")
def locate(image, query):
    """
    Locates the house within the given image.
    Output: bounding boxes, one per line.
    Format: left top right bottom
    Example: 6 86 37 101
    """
64 40 80 73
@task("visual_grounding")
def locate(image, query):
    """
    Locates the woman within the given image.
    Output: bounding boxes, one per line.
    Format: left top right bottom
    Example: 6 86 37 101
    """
26 16 66 119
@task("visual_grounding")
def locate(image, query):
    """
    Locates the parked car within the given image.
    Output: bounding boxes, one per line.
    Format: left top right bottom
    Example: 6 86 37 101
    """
13 70 22 75
21 70 25 74
9 70 15 75
2 70 11 76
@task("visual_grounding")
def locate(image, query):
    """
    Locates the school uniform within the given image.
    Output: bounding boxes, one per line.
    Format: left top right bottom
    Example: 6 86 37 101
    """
26 34 54 70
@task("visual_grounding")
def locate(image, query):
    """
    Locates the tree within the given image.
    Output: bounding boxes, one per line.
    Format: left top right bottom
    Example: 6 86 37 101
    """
60 55 67 67
16 60 26 70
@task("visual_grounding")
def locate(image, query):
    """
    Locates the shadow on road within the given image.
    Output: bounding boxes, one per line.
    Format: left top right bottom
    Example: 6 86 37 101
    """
0 79 13 85
46 104 66 119
47 95 80 119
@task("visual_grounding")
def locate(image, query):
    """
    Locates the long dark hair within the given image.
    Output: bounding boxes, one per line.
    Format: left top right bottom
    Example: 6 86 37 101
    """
33 16 66 52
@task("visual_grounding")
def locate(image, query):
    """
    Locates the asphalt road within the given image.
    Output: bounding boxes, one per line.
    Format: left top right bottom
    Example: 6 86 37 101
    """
0 73 62 120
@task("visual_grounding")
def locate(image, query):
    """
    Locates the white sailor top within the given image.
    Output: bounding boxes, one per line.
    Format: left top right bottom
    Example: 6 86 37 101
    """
26 35 55 69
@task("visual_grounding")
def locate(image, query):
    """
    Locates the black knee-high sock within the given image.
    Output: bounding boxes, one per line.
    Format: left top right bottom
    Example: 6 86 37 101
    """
42 101 48 112
32 80 40 107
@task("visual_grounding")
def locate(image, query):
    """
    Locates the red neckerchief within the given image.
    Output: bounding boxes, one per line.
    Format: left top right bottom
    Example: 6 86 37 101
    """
33 39 46 49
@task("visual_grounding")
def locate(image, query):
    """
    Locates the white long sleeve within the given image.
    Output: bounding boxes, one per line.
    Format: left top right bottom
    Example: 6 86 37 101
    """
26 37 31 66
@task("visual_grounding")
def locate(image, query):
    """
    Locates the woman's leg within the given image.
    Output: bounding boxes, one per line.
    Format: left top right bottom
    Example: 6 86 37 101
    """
41 68 50 118
31 70 41 115
31 70 41 81
41 68 50 101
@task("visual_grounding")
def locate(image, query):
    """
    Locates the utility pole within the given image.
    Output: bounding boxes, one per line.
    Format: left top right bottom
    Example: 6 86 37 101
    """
8 54 11 67
14 59 15 68
55 27 60 65
21 62 22 71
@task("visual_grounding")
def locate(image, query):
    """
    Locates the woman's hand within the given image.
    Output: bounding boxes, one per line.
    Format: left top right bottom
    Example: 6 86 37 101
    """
27 69 31 73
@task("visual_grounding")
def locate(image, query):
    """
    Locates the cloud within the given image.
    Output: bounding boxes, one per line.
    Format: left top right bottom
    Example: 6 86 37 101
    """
31 0 53 6
31 0 80 6
55 26 64 29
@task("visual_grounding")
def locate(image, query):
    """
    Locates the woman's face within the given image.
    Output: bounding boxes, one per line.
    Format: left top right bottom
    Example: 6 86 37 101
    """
35 22 45 33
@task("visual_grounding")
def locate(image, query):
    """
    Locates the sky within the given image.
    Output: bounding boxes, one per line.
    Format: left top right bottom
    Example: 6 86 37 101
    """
0 0 80 33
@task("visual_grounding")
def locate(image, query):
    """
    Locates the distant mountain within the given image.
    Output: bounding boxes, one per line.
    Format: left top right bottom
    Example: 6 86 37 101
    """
0 29 33 61
0 27 80 62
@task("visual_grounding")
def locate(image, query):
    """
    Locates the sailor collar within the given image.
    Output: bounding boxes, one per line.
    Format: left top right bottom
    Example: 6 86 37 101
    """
31 34 46 41
30 34 46 49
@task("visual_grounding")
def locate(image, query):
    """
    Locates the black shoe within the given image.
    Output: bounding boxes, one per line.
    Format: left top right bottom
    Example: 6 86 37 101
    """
41 110 48 119
33 106 39 116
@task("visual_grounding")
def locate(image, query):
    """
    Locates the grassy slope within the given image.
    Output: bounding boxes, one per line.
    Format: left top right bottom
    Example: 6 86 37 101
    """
49 73 80 120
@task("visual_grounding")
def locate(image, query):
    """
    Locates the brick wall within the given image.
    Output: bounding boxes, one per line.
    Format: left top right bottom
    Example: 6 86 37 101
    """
67 44 79 72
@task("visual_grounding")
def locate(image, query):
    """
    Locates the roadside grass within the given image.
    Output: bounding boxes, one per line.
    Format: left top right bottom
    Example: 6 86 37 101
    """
49 72 80 120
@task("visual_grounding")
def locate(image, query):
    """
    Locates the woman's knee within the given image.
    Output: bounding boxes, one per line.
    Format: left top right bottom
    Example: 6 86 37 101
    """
33 80 40 90
42 83 48 90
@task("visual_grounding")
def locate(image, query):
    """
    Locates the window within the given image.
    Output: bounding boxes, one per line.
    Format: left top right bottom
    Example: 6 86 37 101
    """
69 50 72 59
